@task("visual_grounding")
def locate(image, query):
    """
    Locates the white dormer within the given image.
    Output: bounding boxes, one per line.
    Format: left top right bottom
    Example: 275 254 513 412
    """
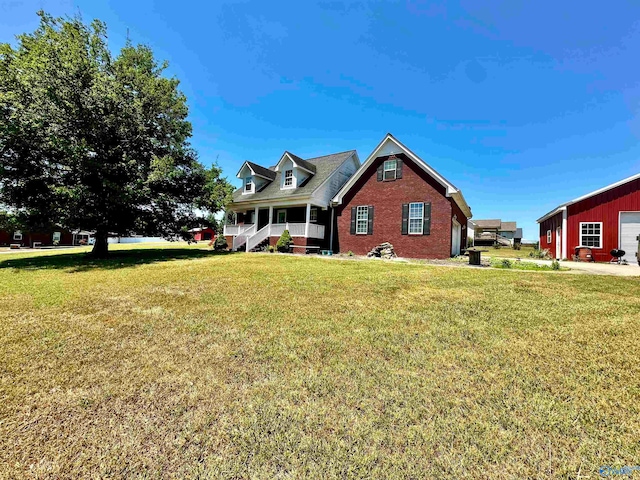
274 152 316 190
236 161 276 195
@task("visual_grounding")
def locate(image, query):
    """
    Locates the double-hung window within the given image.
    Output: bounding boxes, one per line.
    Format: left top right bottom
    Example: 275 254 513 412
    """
547 230 552 244
580 222 602 248
53 232 61 243
310 208 318 223
284 169 293 187
356 206 369 234
408 202 424 235
383 159 397 181
245 176 253 192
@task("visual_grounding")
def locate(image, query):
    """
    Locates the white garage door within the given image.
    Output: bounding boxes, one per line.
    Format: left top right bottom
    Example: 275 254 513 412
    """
620 212 640 263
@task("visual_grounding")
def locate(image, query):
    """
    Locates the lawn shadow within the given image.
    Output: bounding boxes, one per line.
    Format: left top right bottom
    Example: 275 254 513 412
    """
0 248 234 272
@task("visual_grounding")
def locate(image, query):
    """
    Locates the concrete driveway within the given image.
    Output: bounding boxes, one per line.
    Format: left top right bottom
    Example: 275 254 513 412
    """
529 259 640 277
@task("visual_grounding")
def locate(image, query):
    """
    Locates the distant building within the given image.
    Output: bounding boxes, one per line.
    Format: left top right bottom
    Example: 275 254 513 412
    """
472 219 519 246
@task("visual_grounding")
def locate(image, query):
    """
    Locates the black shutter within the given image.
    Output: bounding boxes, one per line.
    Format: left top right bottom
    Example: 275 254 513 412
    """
376 163 383 181
423 202 431 235
367 206 374 235
350 207 356 234
396 158 403 179
401 204 409 235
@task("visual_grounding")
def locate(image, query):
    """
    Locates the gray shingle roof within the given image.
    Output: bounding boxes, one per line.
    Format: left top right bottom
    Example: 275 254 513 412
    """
285 152 317 174
473 219 502 229
232 150 355 204
245 161 276 180
500 221 517 232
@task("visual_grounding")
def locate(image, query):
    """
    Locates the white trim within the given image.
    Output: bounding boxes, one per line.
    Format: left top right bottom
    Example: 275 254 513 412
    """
355 205 368 235
408 202 424 235
283 169 294 188
310 207 318 223
274 152 315 174
13 231 22 241
537 173 640 224
331 134 471 218
547 230 552 244
276 209 287 224
555 226 562 260
451 219 461 256
579 222 603 249
236 161 275 181
243 176 254 194
561 209 568 259
383 158 397 181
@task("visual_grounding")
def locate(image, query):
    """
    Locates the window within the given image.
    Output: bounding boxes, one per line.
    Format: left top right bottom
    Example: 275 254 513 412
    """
547 230 552 244
408 202 424 235
384 159 397 181
246 211 255 224
277 209 286 224
53 232 61 242
245 176 253 192
580 222 602 248
13 231 22 241
310 208 318 223
356 206 369 234
284 169 293 187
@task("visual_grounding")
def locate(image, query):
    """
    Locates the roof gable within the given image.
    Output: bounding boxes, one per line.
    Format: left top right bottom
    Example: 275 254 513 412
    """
537 172 640 223
236 161 276 181
274 152 317 174
332 133 471 218
231 150 357 205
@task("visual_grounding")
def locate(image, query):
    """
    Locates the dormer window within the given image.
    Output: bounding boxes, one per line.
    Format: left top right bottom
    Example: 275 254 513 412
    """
245 176 253 193
284 170 293 187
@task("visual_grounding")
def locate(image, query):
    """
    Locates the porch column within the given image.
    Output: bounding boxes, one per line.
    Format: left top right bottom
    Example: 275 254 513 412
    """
268 206 273 237
304 203 311 238
254 206 259 229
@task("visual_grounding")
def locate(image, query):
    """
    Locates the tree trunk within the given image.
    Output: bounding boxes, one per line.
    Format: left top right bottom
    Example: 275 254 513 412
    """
91 231 109 258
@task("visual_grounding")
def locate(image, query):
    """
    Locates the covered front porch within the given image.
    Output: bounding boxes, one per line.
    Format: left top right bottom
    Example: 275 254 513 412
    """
223 203 329 252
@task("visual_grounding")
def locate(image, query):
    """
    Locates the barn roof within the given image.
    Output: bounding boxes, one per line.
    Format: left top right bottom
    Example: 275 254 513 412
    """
536 172 640 223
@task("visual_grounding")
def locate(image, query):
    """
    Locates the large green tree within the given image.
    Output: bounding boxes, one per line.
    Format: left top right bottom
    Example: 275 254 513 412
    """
0 12 232 256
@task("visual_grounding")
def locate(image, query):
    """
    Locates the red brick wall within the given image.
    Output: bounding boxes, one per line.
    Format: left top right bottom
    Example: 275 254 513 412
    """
336 153 454 259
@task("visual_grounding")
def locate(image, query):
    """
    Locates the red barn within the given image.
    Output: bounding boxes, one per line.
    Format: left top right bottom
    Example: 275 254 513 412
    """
537 174 640 263
331 134 472 258
189 227 216 242
0 228 75 247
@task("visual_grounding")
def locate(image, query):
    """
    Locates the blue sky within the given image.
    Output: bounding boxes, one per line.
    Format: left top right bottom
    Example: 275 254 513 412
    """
2 1 640 240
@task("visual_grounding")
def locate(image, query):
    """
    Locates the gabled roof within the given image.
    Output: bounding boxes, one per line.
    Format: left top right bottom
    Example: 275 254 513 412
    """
231 150 357 204
236 161 277 180
332 133 472 218
281 152 317 174
473 219 502 229
537 172 640 223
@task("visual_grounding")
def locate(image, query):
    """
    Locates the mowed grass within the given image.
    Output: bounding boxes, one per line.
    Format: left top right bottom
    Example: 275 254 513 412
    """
1 246 639 478
477 244 539 259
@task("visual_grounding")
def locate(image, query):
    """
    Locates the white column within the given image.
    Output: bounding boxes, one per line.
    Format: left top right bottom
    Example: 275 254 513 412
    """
304 203 311 238
329 207 335 251
254 206 259 228
268 206 273 237
562 207 568 260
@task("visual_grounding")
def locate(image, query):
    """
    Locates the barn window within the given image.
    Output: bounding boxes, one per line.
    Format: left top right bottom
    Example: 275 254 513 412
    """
53 232 61 243
408 202 424 235
546 230 552 244
284 169 293 187
580 222 602 248
356 206 369 234
383 159 397 181
13 231 22 241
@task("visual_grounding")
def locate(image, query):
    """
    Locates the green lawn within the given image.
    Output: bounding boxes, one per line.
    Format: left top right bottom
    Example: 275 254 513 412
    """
474 244 540 259
1 246 639 478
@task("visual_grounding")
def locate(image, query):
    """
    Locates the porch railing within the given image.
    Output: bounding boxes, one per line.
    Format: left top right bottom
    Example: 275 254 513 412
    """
232 224 255 250
224 224 251 236
246 225 270 252
307 223 325 239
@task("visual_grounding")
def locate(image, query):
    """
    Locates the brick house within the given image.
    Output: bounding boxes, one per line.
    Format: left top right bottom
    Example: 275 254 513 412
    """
223 150 361 251
331 134 472 258
537 173 640 263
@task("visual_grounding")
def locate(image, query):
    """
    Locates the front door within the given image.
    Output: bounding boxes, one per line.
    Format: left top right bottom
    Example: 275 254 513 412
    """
556 226 562 259
451 220 461 256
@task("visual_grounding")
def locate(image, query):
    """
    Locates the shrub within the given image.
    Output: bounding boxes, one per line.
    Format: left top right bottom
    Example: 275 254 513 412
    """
551 259 560 270
276 230 293 252
513 242 521 250
501 259 512 269
529 248 551 259
268 245 275 253
347 250 354 257
493 242 501 249
213 234 228 251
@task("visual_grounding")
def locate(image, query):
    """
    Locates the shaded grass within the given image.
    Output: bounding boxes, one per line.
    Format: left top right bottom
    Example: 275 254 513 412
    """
0 249 639 478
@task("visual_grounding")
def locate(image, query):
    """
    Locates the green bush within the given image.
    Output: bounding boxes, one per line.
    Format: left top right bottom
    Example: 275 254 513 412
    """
501 259 512 269
276 230 293 252
347 250 354 257
213 234 228 251
529 248 551 259
493 242 501 249
268 245 275 253
513 242 521 250
551 259 560 270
